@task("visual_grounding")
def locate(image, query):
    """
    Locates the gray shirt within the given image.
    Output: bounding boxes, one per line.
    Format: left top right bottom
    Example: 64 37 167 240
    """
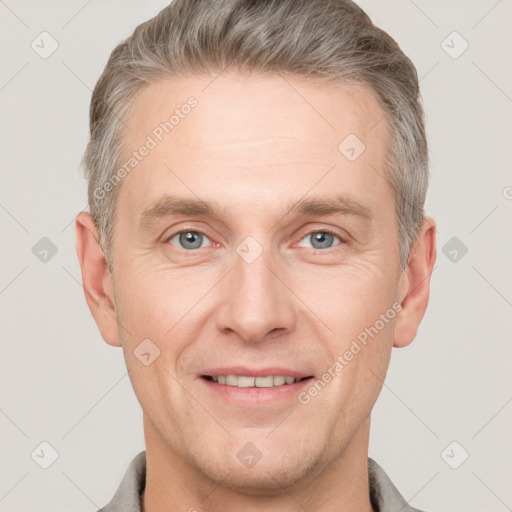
98 451 426 512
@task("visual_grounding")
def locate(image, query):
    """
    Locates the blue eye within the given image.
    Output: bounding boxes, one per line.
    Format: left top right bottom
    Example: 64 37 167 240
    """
168 230 210 250
298 230 342 250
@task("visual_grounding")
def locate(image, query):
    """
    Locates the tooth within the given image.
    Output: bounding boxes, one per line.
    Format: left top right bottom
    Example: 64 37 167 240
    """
226 375 238 386
237 376 255 387
255 376 274 387
214 375 300 387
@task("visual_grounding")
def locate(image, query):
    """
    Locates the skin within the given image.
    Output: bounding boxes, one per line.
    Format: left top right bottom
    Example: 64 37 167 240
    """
76 72 436 512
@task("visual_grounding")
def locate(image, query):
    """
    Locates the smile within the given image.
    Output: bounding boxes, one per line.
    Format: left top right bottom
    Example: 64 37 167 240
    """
202 375 312 388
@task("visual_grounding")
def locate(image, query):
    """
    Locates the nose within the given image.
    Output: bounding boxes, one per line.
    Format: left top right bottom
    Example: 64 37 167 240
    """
214 242 297 344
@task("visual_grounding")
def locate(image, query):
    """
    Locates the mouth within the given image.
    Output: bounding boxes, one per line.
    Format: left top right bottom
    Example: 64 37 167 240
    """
201 374 314 388
197 367 315 405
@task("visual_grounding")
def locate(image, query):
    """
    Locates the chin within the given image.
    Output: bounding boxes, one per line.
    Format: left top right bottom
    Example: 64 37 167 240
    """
189 442 325 496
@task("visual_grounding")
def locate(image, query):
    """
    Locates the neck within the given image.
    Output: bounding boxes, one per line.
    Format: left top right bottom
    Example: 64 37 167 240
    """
141 416 374 512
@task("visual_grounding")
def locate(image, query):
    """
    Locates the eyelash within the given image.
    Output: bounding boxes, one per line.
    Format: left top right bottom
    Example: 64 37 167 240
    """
164 227 346 252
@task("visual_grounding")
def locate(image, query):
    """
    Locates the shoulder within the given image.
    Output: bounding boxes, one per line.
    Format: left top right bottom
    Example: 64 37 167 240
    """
368 458 429 512
97 451 146 512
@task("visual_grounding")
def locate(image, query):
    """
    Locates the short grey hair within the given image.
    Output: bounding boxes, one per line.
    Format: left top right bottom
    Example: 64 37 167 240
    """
82 0 428 271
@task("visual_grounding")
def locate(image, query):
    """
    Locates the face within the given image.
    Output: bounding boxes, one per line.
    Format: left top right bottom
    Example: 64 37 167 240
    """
92 73 411 490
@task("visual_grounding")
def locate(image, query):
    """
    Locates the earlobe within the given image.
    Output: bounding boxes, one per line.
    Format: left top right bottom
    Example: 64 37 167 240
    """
393 217 437 348
75 211 121 347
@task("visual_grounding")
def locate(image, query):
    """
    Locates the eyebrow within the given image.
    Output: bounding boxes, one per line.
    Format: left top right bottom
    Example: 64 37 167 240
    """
139 193 372 229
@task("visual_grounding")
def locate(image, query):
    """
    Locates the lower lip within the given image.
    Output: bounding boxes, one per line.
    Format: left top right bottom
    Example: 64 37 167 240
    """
199 377 314 406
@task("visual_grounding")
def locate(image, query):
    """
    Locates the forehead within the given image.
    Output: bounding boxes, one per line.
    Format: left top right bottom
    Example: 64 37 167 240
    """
124 72 387 152
116 72 391 220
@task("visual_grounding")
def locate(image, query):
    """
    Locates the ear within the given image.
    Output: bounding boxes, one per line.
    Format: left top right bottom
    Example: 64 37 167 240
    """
393 217 437 348
75 211 121 347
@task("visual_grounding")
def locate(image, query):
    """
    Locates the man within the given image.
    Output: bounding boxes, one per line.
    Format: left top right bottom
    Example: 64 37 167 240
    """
76 0 436 510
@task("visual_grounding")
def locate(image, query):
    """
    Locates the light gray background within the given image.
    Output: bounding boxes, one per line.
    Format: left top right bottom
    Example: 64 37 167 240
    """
1 1 511 511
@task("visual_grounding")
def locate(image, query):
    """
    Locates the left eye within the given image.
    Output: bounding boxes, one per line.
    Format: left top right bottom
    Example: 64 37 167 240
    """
297 230 342 250
167 230 211 250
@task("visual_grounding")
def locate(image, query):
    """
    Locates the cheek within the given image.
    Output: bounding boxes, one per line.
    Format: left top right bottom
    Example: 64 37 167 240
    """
296 262 400 344
311 313 395 432
113 262 215 401
295 263 398 406
116 268 192 419
114 260 203 340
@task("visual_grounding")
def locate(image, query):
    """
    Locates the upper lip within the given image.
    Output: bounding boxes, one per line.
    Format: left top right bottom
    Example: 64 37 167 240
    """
199 367 313 379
